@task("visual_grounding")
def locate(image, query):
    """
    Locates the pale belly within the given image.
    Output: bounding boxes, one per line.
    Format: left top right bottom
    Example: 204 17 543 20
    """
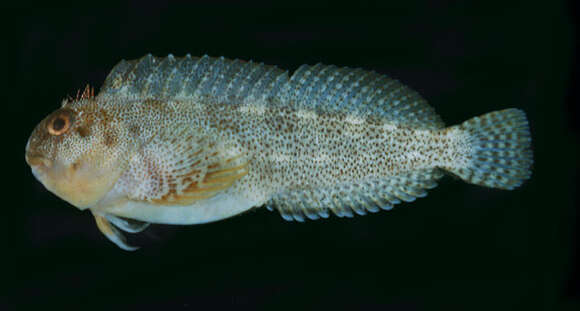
95 183 264 225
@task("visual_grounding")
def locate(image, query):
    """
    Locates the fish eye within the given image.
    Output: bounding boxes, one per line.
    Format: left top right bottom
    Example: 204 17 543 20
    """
47 110 74 136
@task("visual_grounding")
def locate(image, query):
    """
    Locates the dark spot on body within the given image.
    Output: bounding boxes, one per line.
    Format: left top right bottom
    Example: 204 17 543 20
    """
104 131 117 147
129 125 140 136
77 126 90 138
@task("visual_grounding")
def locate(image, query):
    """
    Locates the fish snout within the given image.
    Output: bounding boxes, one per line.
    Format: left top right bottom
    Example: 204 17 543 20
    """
25 137 53 180
25 152 52 168
26 152 53 180
25 137 52 169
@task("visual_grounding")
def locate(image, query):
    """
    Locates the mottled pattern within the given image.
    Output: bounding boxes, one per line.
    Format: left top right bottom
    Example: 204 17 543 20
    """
93 54 511 220
25 54 533 250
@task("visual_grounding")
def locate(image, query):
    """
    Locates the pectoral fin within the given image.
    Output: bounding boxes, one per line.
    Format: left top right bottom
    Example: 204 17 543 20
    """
152 156 249 205
130 123 250 206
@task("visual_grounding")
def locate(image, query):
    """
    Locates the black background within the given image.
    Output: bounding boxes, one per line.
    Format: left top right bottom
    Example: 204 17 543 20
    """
6 1 578 310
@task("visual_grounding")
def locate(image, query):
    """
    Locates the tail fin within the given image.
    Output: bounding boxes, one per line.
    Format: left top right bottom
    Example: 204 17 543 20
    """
445 108 533 190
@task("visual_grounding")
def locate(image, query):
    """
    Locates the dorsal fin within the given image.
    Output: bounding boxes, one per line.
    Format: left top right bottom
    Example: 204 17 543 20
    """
98 54 288 102
99 55 444 129
281 64 445 129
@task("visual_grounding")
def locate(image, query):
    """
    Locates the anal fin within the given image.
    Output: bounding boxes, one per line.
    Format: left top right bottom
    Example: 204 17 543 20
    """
270 169 443 222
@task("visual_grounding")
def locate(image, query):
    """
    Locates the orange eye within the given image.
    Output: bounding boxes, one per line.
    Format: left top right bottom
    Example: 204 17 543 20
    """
47 110 74 136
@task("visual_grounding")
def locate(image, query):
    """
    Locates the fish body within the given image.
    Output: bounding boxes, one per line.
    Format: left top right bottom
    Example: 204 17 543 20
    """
25 54 533 250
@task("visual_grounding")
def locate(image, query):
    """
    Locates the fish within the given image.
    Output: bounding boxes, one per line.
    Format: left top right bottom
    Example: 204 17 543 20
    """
25 54 533 250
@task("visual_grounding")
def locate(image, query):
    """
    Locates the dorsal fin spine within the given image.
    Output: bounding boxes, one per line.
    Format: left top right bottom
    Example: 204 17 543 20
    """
99 55 444 129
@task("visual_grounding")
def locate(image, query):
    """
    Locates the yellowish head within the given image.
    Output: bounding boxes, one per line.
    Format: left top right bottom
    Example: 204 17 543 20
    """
25 95 134 210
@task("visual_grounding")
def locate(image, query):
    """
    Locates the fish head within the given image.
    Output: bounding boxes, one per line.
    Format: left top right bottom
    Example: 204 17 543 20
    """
25 98 134 210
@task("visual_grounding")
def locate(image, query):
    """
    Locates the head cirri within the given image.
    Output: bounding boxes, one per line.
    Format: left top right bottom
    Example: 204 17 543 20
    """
25 86 133 210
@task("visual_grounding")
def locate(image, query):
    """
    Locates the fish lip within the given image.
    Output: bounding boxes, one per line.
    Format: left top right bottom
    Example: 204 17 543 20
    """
25 152 52 171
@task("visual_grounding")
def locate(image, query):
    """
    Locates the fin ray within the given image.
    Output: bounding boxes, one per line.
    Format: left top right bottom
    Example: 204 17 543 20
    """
444 108 533 190
105 214 150 233
99 54 289 104
99 55 443 130
126 123 250 206
270 169 443 221
283 64 445 129
93 213 139 251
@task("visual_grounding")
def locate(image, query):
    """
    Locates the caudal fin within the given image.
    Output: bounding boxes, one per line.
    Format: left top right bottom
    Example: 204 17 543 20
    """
446 108 533 190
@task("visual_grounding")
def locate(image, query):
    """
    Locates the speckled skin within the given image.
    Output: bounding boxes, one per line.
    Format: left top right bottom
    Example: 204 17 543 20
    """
103 97 462 206
25 54 532 249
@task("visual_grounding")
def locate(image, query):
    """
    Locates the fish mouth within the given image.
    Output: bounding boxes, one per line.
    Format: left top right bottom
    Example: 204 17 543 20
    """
25 152 52 170
25 152 53 181
25 152 121 210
